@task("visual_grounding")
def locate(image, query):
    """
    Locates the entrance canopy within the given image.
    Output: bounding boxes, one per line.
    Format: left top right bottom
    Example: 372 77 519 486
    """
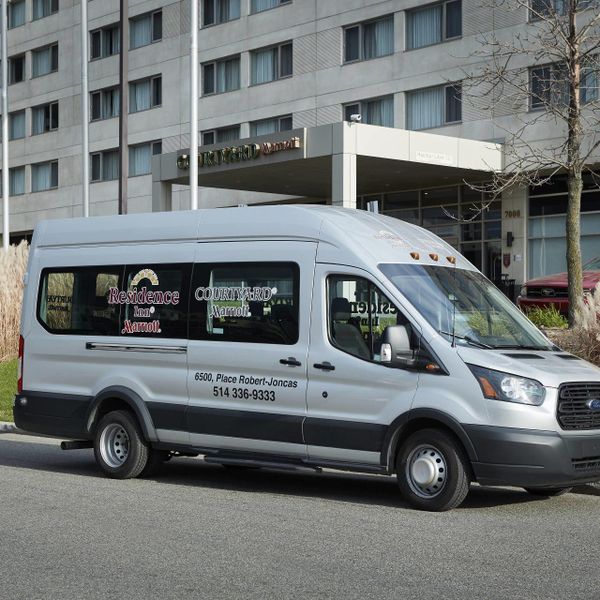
152 122 503 210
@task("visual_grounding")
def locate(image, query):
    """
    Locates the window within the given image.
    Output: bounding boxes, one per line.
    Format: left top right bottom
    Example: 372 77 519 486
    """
90 24 120 60
91 87 120 121
582 60 598 104
9 55 25 84
251 0 291 14
117 264 190 338
32 160 58 192
9 111 25 140
249 115 293 136
33 0 58 20
203 56 241 95
32 44 58 78
130 10 162 49
37 267 122 335
202 125 241 145
8 0 26 28
32 102 59 135
250 42 293 85
529 64 568 110
529 0 569 20
344 15 394 62
129 141 162 176
406 84 461 130
203 0 241 25
327 275 413 363
344 96 394 127
91 149 119 182
406 1 461 50
129 76 162 113
190 262 300 344
0 167 26 196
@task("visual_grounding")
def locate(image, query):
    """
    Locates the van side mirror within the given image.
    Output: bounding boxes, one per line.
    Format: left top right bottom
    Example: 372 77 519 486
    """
380 325 441 372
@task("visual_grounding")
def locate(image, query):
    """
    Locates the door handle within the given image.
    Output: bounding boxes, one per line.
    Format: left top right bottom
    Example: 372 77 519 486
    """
280 357 301 367
313 362 335 371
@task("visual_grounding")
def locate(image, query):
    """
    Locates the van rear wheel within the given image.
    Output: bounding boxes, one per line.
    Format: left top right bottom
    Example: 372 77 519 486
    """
94 410 149 479
396 428 470 512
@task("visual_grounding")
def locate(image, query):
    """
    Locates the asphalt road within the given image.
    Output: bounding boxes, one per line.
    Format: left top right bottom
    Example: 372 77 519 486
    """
1 432 600 600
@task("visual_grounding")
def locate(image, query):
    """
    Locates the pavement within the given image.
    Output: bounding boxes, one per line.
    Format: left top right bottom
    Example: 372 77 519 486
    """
1 432 600 600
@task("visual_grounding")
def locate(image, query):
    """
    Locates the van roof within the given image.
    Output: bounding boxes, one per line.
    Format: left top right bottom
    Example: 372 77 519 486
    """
32 205 475 271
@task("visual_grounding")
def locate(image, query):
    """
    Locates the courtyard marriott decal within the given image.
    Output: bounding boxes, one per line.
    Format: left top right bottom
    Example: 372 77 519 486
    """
176 137 302 170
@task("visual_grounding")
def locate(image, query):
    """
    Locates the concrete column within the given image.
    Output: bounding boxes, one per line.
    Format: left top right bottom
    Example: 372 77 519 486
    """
152 181 172 213
331 153 357 208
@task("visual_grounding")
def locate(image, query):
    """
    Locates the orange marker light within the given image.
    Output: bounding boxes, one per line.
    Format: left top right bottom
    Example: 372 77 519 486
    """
410 252 420 260
478 376 498 399
446 256 457 264
429 253 439 261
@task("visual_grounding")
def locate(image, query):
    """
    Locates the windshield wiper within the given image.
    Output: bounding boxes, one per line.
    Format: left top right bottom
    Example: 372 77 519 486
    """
438 331 494 349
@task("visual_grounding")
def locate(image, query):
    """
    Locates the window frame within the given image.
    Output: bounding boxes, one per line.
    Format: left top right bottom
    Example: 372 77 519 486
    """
343 14 395 64
9 54 26 84
129 75 162 113
90 86 120 122
31 101 59 135
203 0 241 27
128 140 162 177
90 23 120 61
250 41 293 85
190 261 301 345
405 83 462 130
201 125 241 145
32 0 58 21
8 110 26 140
202 55 241 95
31 160 59 192
90 149 119 183
129 10 163 50
8 0 26 29
249 115 293 136
529 63 568 111
405 0 462 51
250 0 292 16
31 43 59 78
343 95 395 128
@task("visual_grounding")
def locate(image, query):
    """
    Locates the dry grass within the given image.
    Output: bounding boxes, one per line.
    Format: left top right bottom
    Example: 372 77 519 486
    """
0 241 29 361
544 284 600 367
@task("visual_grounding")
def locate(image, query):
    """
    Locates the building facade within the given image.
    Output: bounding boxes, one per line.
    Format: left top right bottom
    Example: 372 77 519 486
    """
1 0 599 289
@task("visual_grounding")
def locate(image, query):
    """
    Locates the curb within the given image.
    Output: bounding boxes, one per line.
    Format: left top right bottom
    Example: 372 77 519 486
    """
0 421 17 434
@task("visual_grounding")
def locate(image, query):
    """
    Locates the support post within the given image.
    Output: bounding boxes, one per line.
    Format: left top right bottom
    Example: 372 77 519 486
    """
81 0 89 217
331 153 357 208
118 0 129 214
2 0 9 250
190 0 199 209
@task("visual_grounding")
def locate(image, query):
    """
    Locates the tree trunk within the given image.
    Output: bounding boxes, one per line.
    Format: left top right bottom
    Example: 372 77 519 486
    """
566 172 583 327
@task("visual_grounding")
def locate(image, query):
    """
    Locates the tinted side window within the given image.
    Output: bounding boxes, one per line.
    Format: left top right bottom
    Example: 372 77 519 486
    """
190 262 299 345
117 264 191 339
38 267 122 335
327 275 410 361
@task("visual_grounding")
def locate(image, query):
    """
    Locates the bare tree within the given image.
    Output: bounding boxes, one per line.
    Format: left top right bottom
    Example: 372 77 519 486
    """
461 0 600 326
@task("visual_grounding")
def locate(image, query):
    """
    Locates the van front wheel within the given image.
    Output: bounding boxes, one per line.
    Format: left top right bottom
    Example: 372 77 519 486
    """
396 429 470 512
94 410 149 479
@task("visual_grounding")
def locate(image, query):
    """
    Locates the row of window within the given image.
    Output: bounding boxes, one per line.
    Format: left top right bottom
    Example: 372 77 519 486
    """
91 76 162 119
8 43 57 84
91 141 162 182
90 10 162 60
6 102 58 140
7 0 57 29
204 0 290 26
0 161 57 195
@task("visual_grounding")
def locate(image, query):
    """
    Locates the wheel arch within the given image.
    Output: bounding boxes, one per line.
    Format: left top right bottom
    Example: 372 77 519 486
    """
86 386 158 442
381 408 478 473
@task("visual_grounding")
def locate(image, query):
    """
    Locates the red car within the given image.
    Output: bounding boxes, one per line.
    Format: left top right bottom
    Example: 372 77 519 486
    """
517 256 600 315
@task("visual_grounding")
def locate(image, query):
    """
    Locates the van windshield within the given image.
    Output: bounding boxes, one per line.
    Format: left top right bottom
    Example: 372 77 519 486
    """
379 263 553 350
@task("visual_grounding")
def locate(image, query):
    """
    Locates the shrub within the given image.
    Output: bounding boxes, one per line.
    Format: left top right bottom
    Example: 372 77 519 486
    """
0 241 29 361
525 305 568 329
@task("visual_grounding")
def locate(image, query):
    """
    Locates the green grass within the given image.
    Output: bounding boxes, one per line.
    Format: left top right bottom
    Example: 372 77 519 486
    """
0 359 17 423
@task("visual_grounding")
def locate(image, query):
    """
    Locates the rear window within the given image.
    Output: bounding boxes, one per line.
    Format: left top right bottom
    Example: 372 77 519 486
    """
38 267 122 334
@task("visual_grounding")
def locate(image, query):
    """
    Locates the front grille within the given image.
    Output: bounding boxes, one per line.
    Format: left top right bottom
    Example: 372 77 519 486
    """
572 456 600 471
527 287 568 298
557 383 600 430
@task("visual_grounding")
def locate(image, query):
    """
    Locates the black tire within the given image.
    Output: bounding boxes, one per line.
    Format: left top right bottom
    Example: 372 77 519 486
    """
524 487 572 497
140 449 171 477
94 410 149 479
396 428 471 512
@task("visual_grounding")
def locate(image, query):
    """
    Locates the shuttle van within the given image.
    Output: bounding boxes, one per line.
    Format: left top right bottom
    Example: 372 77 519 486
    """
14 206 600 511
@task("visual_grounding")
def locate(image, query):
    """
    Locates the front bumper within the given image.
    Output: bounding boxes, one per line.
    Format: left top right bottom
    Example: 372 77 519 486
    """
465 424 600 487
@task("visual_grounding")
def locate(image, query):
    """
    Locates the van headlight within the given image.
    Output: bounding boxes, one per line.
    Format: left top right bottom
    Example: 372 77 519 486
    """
467 365 545 406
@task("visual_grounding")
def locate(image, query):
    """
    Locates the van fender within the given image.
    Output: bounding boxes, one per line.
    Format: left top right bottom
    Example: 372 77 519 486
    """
381 408 478 471
86 386 158 442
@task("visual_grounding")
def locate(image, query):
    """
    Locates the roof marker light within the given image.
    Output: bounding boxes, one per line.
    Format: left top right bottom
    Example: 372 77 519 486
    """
410 252 420 260
446 256 457 264
429 253 439 261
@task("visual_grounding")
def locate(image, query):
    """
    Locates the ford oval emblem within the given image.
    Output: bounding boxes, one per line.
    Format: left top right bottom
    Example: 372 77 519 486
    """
587 399 600 411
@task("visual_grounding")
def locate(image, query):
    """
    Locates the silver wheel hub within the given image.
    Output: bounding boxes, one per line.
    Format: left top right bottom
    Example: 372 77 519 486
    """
100 423 130 468
406 445 447 498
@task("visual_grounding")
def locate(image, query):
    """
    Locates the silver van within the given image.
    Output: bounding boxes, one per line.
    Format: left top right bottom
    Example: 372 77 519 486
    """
14 206 600 511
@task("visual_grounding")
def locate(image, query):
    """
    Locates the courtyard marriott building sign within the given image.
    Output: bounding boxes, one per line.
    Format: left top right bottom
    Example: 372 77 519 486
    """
177 136 302 170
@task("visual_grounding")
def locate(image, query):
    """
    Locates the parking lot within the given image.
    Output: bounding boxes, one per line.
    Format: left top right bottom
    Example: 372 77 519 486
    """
1 431 599 600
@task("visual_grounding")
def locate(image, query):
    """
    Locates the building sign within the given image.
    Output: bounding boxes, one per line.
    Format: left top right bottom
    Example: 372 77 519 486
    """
414 150 454 166
176 137 302 170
